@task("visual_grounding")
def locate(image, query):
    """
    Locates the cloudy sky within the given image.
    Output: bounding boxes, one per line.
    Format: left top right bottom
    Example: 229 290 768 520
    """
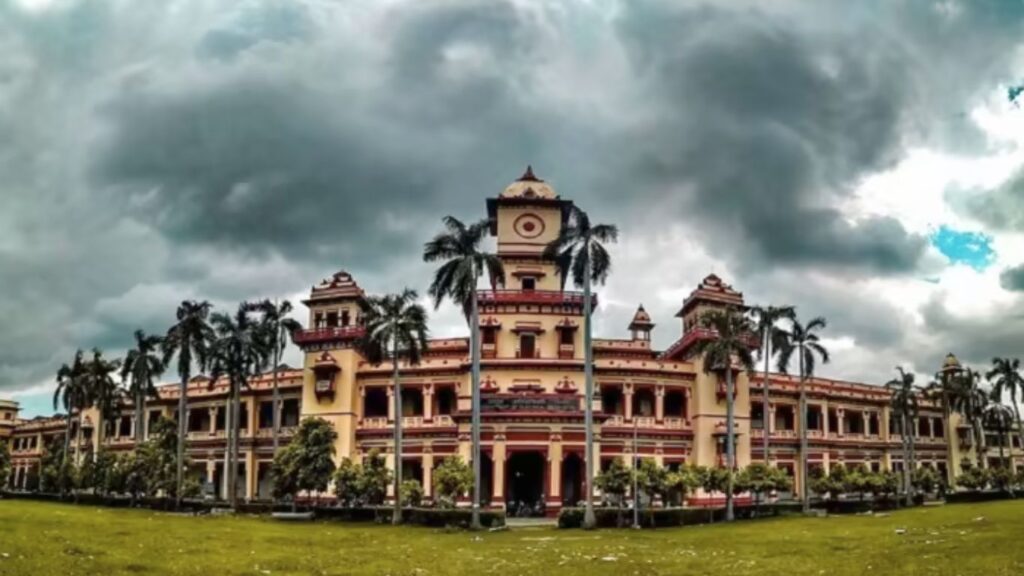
4 0 1024 417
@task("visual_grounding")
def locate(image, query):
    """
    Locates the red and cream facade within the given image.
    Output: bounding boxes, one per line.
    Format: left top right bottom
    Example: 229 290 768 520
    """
3 169 1021 510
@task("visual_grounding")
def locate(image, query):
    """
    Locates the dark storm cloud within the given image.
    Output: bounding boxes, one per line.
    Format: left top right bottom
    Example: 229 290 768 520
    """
606 1 928 273
2 0 1024 401
1001 264 1024 292
962 168 1024 232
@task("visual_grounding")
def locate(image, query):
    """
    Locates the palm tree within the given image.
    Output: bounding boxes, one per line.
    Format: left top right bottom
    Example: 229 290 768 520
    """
776 316 830 513
986 357 1024 458
121 330 165 445
886 367 919 506
952 368 990 469
84 348 124 437
748 305 795 462
53 349 88 492
542 205 617 529
209 302 270 509
254 300 302 454
163 300 215 507
423 216 503 530
358 289 429 525
983 395 1015 497
691 306 756 522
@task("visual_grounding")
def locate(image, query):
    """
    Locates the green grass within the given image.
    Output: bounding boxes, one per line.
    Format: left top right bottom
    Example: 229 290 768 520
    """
0 499 1022 575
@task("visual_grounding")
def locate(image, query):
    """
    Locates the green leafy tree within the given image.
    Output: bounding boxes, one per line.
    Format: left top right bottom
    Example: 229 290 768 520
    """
635 458 668 505
595 457 633 527
400 479 424 508
912 466 939 497
91 448 118 495
748 305 796 463
271 418 337 508
700 467 731 523
432 455 473 508
691 306 756 521
358 290 428 524
162 300 215 508
424 215 504 530
0 442 9 489
121 330 165 445
357 449 392 506
844 463 873 501
777 316 830 513
140 416 190 499
333 458 362 507
543 204 618 529
742 463 792 513
40 436 73 495
956 462 989 491
663 464 702 508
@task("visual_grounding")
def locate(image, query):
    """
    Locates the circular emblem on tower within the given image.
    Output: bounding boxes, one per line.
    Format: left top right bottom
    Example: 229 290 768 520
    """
513 213 545 239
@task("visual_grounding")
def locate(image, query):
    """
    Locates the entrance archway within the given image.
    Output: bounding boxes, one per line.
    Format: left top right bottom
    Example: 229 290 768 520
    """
561 453 583 506
506 451 545 517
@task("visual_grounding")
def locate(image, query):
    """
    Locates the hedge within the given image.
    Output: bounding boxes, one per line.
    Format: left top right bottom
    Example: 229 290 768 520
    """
314 506 506 528
557 505 785 529
946 490 1018 504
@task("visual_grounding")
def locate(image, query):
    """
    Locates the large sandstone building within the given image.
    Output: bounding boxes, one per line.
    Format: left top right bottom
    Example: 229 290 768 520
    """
3 169 1021 512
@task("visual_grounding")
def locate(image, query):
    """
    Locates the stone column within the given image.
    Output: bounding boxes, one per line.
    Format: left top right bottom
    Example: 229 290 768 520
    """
385 451 396 498
423 385 434 422
245 451 256 500
209 407 217 433
862 412 869 436
492 442 507 505
387 386 395 422
836 408 845 437
769 404 777 434
547 439 562 509
655 386 665 423
422 451 434 498
624 383 634 421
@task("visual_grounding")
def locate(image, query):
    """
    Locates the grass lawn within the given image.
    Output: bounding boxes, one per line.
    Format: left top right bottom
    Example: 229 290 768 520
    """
0 499 1022 575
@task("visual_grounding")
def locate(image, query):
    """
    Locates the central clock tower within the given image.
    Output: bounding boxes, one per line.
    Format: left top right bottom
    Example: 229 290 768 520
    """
486 165 572 290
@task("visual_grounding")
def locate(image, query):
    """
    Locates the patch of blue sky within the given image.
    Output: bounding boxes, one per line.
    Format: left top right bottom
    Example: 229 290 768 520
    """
929 226 996 271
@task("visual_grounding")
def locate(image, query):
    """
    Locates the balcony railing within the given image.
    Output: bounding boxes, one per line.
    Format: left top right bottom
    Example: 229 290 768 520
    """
358 415 455 430
477 290 595 307
293 325 366 345
558 344 575 359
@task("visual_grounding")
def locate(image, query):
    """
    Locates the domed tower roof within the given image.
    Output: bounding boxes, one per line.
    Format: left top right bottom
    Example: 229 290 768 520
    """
499 165 559 200
628 304 655 331
940 352 963 375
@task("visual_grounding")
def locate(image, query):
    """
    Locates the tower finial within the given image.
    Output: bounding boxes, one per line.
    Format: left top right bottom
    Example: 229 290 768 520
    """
518 165 542 182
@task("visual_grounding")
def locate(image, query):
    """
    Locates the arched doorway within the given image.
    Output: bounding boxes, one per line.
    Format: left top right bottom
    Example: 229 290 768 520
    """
561 453 583 506
506 451 546 517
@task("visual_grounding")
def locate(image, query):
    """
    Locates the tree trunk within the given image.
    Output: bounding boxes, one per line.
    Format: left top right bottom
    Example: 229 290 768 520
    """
901 416 912 507
470 284 483 530
582 257 597 530
942 389 954 488
1012 392 1024 471
762 330 771 464
908 415 917 503
725 362 735 521
272 340 282 455
176 367 190 509
799 351 809 514
224 393 233 506
136 389 146 446
392 336 403 525
61 415 73 499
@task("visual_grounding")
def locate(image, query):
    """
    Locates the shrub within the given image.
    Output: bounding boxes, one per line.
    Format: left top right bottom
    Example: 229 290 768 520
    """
356 449 391 505
432 456 473 508
333 458 361 506
401 479 424 507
